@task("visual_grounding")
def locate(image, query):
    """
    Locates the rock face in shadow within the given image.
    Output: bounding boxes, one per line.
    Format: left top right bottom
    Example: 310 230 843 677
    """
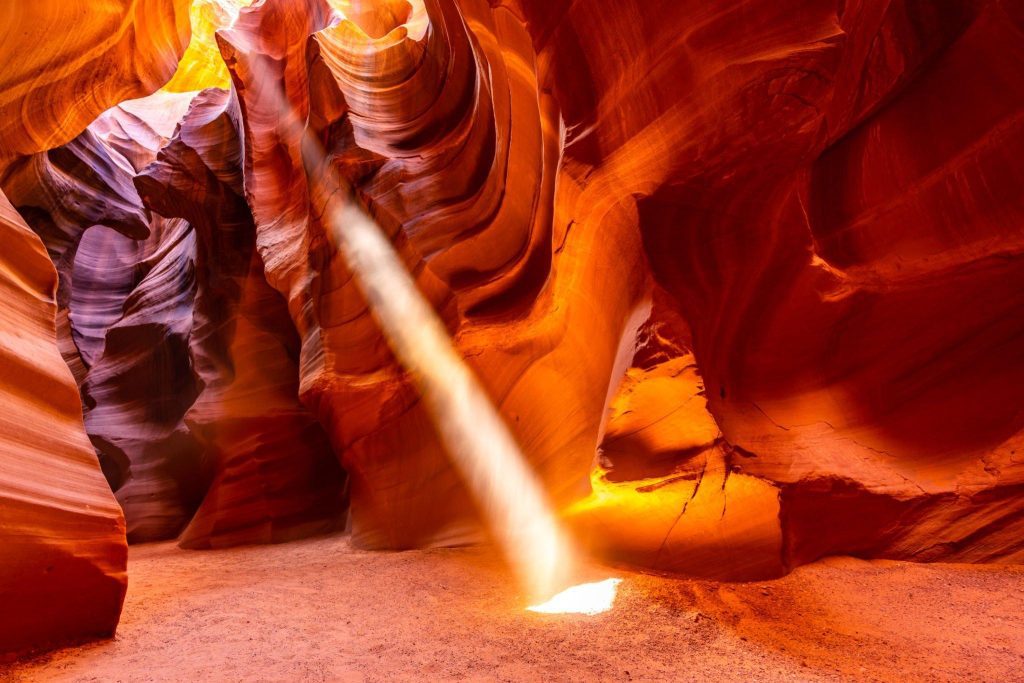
134 88 347 548
4 85 349 548
576 0 1024 573
2 1 1024 639
3 97 208 543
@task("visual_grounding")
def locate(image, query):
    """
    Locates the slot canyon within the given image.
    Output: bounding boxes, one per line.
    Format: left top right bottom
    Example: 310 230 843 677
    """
1 0 1023 680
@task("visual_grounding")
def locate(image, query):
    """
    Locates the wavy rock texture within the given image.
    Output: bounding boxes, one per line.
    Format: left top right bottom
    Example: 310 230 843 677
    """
0 0 194 654
0 0 191 158
4 84 348 548
3 0 1023 624
209 0 1024 575
214 0 645 550
0 190 127 653
540 0 1024 572
134 88 346 548
80 214 207 543
2 100 206 543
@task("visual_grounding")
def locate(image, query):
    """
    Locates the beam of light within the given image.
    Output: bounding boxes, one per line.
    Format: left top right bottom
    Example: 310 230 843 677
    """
313 159 578 602
527 578 622 616
236 6 581 603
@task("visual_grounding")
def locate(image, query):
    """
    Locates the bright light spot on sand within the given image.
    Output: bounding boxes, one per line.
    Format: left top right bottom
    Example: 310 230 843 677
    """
527 578 622 616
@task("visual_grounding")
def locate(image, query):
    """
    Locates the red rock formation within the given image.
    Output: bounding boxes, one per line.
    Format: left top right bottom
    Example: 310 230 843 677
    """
3 4 1024 657
213 0 645 552
0 191 128 653
538 0 1024 573
134 88 346 548
2 100 208 543
5 83 348 547
0 0 191 157
2 123 153 382
0 0 190 653
212 0 1024 574
79 214 206 542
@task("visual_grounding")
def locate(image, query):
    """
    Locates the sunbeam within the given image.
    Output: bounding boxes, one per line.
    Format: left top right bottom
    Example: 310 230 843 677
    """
235 7 581 603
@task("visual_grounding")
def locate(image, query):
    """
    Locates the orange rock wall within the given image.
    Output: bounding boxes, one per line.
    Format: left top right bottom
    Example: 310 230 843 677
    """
0 191 128 653
577 0 1024 571
0 0 191 157
208 0 1024 576
2 2 1024 657
0 0 191 654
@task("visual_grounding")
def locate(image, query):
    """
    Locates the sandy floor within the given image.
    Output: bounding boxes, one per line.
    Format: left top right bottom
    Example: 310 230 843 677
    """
2 534 1023 682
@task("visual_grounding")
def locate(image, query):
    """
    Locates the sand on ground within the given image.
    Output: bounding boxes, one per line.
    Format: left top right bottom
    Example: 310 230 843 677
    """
2 534 1023 682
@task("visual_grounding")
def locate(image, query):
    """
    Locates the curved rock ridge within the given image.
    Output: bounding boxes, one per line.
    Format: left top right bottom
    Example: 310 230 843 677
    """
526 0 1024 570
0 0 192 159
5 83 349 548
0 189 127 654
80 215 206 543
0 0 193 655
1 96 207 543
0 125 153 313
134 87 347 548
91 92 201 172
212 0 641 550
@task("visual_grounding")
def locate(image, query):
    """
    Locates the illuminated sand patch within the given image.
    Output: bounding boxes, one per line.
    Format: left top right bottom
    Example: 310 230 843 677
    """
527 578 622 616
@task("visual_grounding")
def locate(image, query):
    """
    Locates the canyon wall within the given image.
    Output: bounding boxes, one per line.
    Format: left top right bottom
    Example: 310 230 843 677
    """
0 0 191 653
2 0 1024 654
207 0 1024 575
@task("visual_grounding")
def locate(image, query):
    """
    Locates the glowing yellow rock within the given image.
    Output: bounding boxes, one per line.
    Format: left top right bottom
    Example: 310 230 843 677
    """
162 0 254 92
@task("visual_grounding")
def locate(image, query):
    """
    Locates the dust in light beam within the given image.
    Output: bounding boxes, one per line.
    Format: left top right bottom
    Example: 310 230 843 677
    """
239 1 620 609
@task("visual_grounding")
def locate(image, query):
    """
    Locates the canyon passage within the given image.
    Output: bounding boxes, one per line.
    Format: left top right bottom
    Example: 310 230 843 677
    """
1 1 1023 680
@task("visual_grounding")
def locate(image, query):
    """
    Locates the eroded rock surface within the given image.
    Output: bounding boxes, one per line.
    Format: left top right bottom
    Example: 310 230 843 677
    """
0 0 193 654
0 191 128 654
0 0 191 158
203 0 1024 575
2 4 1023 648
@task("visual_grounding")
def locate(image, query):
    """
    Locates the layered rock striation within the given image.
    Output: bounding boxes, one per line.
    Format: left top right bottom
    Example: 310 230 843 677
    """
0 0 193 652
0 190 128 654
2 1 1024 656
202 0 1024 575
